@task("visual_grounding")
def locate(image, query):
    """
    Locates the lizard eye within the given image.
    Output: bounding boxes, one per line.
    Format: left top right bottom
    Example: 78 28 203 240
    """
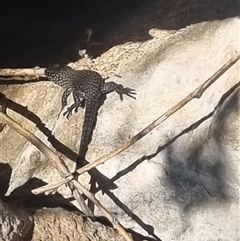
44 68 51 76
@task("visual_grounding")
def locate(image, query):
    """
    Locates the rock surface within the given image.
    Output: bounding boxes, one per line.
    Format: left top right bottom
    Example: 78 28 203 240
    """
32 208 127 241
0 200 33 241
0 1 239 240
0 199 130 241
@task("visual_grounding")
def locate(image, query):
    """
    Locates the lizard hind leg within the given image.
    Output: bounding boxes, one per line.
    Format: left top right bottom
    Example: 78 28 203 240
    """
63 103 79 119
73 90 86 112
63 92 85 118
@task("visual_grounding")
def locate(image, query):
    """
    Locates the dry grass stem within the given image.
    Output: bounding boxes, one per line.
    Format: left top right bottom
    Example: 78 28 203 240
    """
32 178 72 195
72 180 134 241
0 111 131 240
72 187 95 218
75 52 240 175
0 67 45 79
6 53 237 241
0 111 72 178
32 52 240 196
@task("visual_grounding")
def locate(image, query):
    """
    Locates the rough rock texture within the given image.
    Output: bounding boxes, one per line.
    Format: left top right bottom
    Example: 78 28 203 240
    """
91 18 240 241
32 208 126 241
0 200 33 241
0 199 130 241
0 1 239 240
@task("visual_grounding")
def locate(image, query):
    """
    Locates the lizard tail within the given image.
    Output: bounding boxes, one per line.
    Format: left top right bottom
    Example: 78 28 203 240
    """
76 98 99 169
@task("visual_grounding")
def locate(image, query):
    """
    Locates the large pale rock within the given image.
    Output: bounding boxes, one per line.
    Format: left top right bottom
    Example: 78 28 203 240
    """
0 3 239 241
91 18 240 241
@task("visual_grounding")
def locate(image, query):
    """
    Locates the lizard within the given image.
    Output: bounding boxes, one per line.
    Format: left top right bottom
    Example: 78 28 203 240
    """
44 64 136 169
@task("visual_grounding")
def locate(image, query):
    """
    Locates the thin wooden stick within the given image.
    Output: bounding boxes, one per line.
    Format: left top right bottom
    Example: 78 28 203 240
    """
32 52 240 195
0 111 132 240
0 111 72 178
32 178 71 195
72 180 134 241
72 188 95 218
0 67 45 79
75 52 240 176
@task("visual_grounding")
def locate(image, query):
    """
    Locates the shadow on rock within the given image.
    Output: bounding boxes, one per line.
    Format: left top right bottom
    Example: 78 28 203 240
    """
3 177 79 213
163 84 239 212
0 163 12 198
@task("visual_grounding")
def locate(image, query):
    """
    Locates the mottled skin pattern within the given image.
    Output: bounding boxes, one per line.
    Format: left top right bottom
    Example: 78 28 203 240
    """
44 64 136 169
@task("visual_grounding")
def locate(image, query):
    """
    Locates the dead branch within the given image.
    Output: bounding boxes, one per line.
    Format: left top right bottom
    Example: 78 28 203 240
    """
32 52 240 195
0 104 132 241
35 179 72 195
72 187 95 218
75 52 240 175
0 111 72 178
72 180 134 241
0 66 45 79
7 53 238 241
0 108 90 216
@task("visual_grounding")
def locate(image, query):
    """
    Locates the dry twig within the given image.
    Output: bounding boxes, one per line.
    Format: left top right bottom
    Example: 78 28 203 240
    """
0 67 45 79
72 187 95 218
32 52 240 195
5 53 238 241
0 111 72 178
0 101 132 241
72 180 134 241
75 52 240 175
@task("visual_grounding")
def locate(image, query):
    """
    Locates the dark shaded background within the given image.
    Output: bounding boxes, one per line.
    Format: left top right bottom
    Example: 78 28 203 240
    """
0 0 239 67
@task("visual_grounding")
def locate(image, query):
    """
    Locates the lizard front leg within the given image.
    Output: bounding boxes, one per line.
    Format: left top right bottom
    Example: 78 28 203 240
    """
58 88 71 118
101 81 136 100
